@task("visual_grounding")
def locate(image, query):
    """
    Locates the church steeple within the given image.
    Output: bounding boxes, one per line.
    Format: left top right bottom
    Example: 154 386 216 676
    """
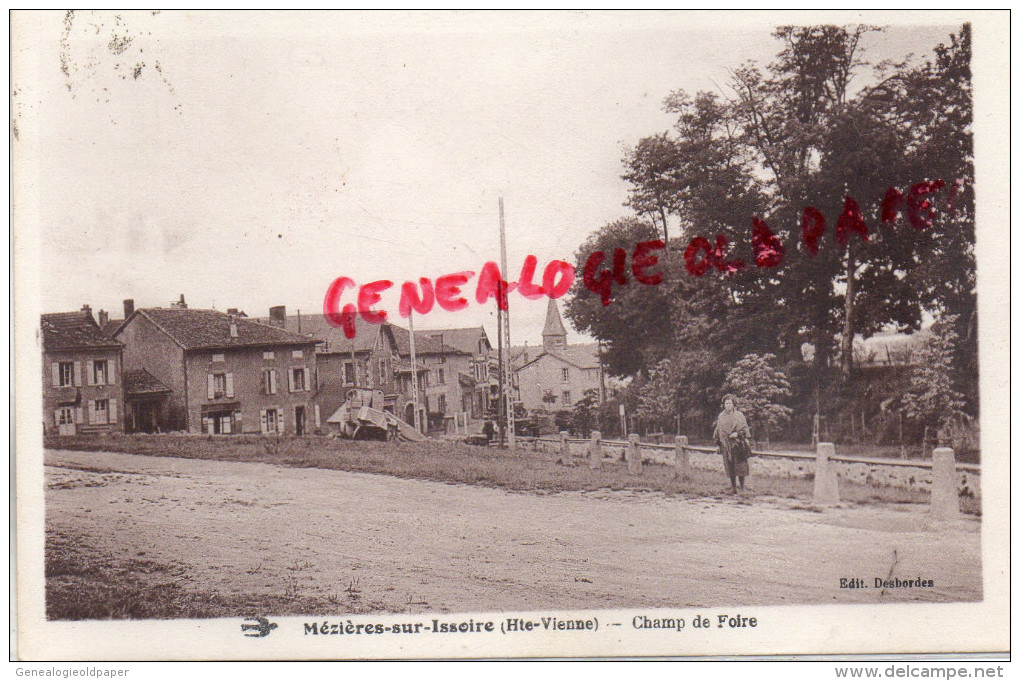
542 298 568 350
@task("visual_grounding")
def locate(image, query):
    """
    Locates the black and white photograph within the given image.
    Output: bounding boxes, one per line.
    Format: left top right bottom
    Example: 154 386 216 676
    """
12 10 1009 662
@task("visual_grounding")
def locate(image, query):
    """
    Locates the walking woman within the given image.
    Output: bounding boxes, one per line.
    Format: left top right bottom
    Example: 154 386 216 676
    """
713 394 751 493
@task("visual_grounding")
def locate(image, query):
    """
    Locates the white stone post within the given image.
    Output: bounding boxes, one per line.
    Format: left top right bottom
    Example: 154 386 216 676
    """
627 433 642 475
813 442 840 505
931 447 961 519
589 430 602 470
675 435 690 480
560 431 569 458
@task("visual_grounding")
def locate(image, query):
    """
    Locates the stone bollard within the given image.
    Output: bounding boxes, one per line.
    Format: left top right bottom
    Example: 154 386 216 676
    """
931 447 961 519
813 442 840 505
560 431 569 458
627 434 642 475
589 430 602 470
675 435 690 480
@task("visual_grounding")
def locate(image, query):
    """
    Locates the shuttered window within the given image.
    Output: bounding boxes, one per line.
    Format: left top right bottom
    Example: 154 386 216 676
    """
263 369 278 395
53 362 75 387
289 367 306 392
209 373 234 399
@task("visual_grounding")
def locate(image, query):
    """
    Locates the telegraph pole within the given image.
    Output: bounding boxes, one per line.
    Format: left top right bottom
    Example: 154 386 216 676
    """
408 311 422 433
498 197 516 451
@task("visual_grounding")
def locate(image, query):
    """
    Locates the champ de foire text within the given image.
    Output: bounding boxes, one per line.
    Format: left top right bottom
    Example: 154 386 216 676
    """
323 179 960 338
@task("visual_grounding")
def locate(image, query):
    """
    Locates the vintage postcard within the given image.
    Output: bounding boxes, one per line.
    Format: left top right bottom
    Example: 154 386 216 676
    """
12 10 1009 660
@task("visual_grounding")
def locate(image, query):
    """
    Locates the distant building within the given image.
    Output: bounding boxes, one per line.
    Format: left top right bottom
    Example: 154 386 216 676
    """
514 299 603 411
41 306 124 435
390 324 497 432
116 298 319 434
256 307 428 432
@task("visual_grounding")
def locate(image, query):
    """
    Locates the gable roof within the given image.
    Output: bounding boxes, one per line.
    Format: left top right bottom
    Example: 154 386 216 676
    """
101 318 125 339
128 308 319 351
423 326 491 355
517 343 601 371
42 310 122 351
123 368 171 395
389 324 482 357
251 313 392 354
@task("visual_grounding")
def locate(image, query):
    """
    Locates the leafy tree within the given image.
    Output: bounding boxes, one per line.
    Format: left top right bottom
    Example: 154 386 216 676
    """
570 388 602 437
723 353 793 447
564 217 676 377
635 359 678 433
902 315 966 447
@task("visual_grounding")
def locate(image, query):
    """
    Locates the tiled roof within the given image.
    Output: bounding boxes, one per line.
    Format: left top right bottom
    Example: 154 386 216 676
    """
101 318 125 338
418 326 491 355
134 308 319 350
517 343 601 371
388 324 467 356
123 368 171 395
251 313 387 354
42 311 123 351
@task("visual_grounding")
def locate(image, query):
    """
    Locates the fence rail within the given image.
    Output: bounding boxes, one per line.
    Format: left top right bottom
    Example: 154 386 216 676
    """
529 435 980 473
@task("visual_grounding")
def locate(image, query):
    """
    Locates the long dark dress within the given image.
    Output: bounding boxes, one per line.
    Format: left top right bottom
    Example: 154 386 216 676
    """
713 409 751 479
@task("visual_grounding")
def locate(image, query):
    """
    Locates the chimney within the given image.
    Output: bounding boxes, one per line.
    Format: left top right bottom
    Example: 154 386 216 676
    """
123 299 135 318
81 303 92 317
226 307 239 316
228 314 239 338
269 305 286 327
98 309 109 327
170 294 188 309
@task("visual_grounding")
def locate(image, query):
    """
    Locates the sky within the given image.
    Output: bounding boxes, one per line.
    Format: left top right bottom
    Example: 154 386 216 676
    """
13 11 963 346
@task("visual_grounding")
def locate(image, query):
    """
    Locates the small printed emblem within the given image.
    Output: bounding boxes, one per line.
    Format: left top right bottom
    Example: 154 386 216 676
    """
241 616 278 637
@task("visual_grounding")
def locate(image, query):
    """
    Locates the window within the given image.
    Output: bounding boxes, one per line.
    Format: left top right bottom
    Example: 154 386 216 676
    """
292 349 303 359
438 355 446 364
262 408 281 434
344 362 355 385
203 411 234 435
211 353 225 363
263 351 275 360
562 391 571 406
93 360 109 385
438 368 445 385
57 406 74 425
263 368 278 395
437 394 447 413
290 367 306 392
561 367 570 382
93 399 109 424
208 372 233 399
58 362 74 387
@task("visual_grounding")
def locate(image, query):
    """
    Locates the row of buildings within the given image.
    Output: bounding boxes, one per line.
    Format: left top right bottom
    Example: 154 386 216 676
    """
41 296 605 437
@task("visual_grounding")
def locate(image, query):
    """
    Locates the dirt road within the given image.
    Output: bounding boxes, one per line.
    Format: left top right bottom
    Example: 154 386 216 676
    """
45 449 982 615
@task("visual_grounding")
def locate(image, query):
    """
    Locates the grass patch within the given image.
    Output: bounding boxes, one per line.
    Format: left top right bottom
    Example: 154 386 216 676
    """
46 530 385 620
45 433 978 515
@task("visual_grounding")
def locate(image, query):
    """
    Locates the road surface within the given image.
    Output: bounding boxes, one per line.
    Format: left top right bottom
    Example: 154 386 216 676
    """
45 449 982 615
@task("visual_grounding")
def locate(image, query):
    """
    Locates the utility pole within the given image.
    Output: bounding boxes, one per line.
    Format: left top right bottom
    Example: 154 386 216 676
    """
498 197 516 451
408 311 422 433
496 286 505 446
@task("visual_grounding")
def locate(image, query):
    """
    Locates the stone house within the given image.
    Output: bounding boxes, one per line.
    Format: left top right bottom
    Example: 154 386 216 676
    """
41 306 125 435
390 324 496 432
116 301 320 435
257 307 427 429
514 299 603 411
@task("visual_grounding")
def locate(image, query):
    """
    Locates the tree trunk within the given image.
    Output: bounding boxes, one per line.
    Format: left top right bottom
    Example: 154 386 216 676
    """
841 243 856 379
658 205 670 247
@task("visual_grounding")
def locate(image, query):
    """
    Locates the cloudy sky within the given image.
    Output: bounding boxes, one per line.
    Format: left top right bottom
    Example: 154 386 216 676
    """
13 11 964 345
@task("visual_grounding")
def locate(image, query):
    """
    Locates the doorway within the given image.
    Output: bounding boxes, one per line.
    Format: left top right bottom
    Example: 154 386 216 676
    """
295 405 306 436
